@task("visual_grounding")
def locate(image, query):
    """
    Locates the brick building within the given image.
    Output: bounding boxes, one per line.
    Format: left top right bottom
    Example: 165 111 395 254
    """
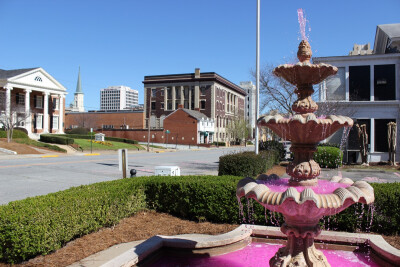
101 107 215 146
143 68 246 143
65 110 144 130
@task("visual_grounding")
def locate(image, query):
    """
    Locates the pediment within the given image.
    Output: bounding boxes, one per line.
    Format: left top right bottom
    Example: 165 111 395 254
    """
8 68 66 92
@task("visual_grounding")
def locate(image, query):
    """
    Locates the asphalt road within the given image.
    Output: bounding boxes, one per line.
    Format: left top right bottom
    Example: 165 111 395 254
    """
0 146 252 205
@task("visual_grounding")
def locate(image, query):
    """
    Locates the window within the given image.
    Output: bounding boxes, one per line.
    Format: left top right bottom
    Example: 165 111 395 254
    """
53 98 59 110
374 64 395 101
161 103 164 110
200 100 206 109
347 119 370 150
151 101 156 110
349 66 370 101
34 76 42 82
35 114 43 129
375 119 396 152
16 93 25 105
151 89 157 97
35 95 43 108
325 67 345 100
52 116 59 130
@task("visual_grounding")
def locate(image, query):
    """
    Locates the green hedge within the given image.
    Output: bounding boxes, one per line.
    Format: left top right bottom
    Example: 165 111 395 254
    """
1 175 399 264
212 141 226 147
259 140 286 160
40 134 74 145
218 151 278 177
313 146 343 168
54 134 138 144
0 129 29 139
0 180 146 263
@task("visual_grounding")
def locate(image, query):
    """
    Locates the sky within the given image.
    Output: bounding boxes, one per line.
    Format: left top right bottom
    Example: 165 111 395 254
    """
1 0 399 111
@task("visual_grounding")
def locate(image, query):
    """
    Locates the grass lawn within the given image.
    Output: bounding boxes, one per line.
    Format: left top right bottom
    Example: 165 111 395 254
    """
74 139 144 151
13 138 67 152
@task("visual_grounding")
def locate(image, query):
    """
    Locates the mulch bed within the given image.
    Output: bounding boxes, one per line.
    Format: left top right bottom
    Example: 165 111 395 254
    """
0 139 42 154
0 211 398 267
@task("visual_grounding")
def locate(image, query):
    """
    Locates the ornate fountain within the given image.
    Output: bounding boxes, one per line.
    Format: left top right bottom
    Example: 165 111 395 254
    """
237 40 375 267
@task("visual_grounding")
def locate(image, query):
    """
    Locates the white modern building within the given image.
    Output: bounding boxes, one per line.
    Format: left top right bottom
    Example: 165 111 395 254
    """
240 81 256 138
0 67 67 136
314 23 400 163
100 86 139 111
71 68 84 112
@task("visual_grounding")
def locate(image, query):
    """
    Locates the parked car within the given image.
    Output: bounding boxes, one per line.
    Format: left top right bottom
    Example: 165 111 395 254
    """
279 141 292 159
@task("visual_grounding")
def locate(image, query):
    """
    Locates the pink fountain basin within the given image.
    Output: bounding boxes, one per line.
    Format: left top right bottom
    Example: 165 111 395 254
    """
148 242 380 267
257 114 353 144
273 62 338 86
237 176 375 222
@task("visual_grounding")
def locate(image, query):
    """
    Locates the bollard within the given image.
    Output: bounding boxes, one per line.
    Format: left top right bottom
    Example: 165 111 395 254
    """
130 169 137 178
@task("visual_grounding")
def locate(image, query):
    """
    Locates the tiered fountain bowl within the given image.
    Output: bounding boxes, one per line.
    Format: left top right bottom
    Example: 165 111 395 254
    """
237 40 375 267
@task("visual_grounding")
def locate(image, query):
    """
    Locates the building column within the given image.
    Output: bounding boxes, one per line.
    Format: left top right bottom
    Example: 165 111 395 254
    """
24 89 32 134
194 83 200 109
180 86 184 106
59 94 65 133
188 88 192 110
370 65 374 101
164 87 168 111
43 92 49 133
172 86 176 110
370 118 375 153
4 85 13 119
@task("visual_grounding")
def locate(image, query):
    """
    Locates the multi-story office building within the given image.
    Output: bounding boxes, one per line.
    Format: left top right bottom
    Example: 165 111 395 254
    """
100 86 139 111
142 68 247 143
314 23 400 163
240 81 256 138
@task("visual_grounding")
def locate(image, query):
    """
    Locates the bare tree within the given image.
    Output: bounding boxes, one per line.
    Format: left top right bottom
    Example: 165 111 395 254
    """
0 91 30 142
226 116 250 145
252 64 296 115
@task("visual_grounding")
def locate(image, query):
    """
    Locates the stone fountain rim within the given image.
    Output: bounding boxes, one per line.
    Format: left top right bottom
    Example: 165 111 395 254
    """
75 224 400 267
257 114 354 126
236 176 374 209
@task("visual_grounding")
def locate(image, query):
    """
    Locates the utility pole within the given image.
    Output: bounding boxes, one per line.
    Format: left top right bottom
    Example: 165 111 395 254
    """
255 0 260 155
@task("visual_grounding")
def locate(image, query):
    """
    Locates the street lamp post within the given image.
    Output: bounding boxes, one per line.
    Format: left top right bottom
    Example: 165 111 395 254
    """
255 0 260 154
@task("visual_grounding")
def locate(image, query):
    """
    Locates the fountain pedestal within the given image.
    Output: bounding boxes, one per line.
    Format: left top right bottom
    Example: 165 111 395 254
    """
270 223 328 267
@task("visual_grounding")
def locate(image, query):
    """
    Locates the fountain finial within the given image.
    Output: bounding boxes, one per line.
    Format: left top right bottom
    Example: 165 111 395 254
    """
297 40 312 63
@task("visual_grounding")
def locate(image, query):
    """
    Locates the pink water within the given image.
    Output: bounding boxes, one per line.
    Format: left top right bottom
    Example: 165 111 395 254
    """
148 242 380 267
259 178 350 194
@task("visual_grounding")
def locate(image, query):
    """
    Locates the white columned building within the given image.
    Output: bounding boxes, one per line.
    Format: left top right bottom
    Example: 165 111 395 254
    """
0 67 67 137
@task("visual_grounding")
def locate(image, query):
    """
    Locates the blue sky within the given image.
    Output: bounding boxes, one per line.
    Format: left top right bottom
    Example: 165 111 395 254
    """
1 0 399 110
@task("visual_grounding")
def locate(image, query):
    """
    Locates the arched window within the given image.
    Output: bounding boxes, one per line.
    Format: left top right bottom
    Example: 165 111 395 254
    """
34 76 42 82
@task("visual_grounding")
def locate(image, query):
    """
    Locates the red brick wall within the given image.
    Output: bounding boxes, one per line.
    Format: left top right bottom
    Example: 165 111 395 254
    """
65 111 144 130
163 109 198 145
102 109 199 145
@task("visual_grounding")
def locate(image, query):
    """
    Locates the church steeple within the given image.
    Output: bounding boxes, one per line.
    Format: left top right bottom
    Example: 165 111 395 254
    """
75 67 83 94
72 67 85 112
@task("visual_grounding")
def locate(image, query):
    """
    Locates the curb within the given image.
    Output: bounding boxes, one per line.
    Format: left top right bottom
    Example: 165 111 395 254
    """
0 147 17 155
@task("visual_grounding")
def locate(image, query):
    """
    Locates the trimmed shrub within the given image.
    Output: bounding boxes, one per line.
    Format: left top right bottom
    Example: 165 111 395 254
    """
55 134 138 144
318 142 340 148
0 129 29 139
0 175 399 263
0 180 146 263
218 150 278 177
40 134 74 145
313 146 343 168
13 139 67 153
259 140 286 160
212 141 226 147
65 127 90 135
